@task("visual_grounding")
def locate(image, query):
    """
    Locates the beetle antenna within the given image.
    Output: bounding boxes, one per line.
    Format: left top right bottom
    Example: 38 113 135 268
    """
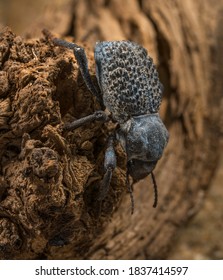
126 172 135 215
151 172 158 208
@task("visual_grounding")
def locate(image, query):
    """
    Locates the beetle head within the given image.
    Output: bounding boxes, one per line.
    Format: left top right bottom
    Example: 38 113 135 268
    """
117 114 169 182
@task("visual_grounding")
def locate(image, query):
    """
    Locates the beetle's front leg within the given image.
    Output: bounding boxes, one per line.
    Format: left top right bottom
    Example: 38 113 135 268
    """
98 135 116 201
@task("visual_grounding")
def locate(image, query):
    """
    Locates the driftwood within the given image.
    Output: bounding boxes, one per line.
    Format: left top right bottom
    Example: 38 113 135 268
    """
0 0 222 259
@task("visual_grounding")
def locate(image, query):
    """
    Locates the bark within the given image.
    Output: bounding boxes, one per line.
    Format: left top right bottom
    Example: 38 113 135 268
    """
0 0 222 259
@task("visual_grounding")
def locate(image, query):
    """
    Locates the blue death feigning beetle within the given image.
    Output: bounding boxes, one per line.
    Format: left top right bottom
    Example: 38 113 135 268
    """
43 30 169 214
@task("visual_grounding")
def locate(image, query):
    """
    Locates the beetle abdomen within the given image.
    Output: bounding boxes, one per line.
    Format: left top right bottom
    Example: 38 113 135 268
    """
94 41 163 123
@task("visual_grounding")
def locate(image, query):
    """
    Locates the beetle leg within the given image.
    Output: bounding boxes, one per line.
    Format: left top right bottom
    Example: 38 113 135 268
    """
63 110 108 131
98 135 116 201
43 30 104 107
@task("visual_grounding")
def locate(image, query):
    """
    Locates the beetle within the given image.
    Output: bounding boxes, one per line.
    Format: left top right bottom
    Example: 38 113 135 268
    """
44 30 169 214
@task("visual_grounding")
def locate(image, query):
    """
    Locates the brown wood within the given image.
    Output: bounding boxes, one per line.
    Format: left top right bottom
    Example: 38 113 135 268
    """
0 0 222 259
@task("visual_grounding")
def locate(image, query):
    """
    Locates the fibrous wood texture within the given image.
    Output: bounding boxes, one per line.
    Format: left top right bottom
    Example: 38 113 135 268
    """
0 0 222 259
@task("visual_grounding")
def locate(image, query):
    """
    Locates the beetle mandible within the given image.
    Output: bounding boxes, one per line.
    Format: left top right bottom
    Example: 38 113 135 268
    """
44 31 169 214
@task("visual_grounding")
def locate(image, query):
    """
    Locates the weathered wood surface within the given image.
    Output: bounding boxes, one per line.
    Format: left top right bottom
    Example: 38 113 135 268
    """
0 0 222 259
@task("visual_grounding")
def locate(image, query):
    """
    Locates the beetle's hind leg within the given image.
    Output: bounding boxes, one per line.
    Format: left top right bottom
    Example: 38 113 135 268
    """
43 29 104 108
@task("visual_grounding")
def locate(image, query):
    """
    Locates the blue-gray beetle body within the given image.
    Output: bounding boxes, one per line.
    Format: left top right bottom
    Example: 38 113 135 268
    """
49 30 169 211
94 41 169 181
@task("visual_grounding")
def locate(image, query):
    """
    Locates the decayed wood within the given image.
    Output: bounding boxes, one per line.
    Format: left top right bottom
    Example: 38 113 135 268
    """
0 0 222 259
